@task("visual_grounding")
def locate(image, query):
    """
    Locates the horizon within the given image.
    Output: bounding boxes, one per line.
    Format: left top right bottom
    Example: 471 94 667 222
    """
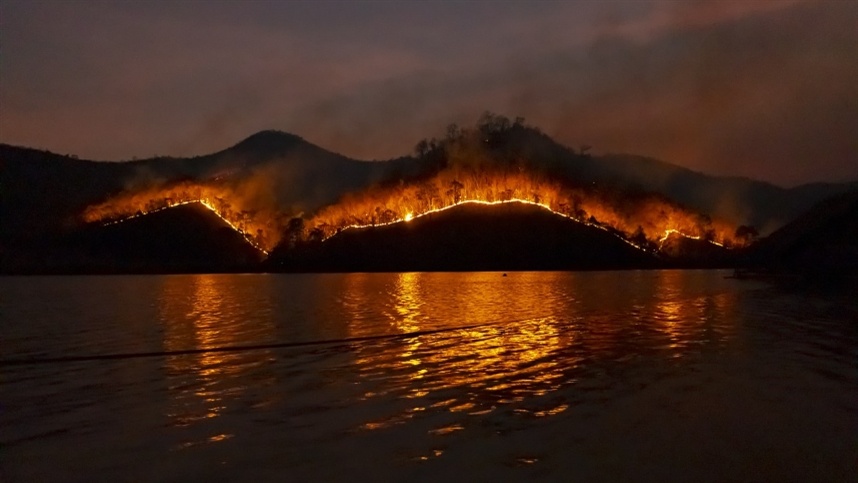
3 124 855 190
2 0 856 186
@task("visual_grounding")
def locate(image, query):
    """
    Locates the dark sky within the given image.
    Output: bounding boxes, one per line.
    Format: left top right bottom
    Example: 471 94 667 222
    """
2 0 856 186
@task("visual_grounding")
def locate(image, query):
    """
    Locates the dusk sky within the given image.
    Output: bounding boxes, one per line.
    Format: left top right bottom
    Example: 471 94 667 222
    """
2 0 856 186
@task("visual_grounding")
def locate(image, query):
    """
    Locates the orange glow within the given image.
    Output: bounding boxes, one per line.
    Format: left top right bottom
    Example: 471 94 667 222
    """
159 274 276 432
82 181 280 253
305 167 744 252
344 272 569 418
81 161 745 256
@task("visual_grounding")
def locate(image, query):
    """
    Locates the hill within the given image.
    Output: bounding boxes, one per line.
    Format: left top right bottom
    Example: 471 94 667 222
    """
595 154 858 233
269 202 662 272
0 131 389 247
2 116 854 274
1 203 264 274
749 190 858 281
3 121 853 246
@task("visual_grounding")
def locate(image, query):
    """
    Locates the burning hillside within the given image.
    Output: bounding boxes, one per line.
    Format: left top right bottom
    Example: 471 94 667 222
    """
295 115 746 253
272 201 660 272
82 180 287 253
301 168 742 252
80 115 750 262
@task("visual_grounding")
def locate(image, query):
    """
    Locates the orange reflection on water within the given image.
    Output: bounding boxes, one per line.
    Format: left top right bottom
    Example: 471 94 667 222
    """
342 271 740 433
158 274 275 432
392 272 425 381
653 270 738 356
345 272 569 424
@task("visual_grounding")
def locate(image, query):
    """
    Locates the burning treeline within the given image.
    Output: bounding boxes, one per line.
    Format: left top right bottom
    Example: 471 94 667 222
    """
82 114 751 255
82 180 286 253
299 115 746 251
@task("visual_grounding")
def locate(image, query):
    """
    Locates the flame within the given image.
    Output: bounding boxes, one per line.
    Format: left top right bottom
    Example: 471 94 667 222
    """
82 181 280 254
81 162 745 257
303 168 744 252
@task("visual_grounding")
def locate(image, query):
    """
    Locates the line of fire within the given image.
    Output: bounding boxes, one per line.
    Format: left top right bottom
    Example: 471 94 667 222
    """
80 117 758 261
81 170 750 258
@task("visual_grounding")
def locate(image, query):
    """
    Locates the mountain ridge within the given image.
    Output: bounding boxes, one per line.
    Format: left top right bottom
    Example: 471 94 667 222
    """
2 119 854 274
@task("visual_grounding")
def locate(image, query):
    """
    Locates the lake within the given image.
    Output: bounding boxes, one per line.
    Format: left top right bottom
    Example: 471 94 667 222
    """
1 271 855 482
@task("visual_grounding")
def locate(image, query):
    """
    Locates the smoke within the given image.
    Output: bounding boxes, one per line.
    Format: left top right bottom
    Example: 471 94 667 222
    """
281 0 856 187
3 0 854 187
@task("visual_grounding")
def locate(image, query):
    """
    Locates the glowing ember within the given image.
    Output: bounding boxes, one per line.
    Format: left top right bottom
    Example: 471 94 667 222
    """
404 213 414 222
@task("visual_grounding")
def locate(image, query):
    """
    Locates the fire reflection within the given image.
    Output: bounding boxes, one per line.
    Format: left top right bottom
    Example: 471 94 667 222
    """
391 273 425 384
158 274 275 434
653 270 738 356
391 272 424 334
345 272 569 426
341 271 739 433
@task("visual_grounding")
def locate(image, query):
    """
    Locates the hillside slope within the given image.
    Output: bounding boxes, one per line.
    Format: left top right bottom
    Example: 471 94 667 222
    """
595 154 857 233
1 204 264 274
0 132 389 245
750 190 858 279
270 202 660 272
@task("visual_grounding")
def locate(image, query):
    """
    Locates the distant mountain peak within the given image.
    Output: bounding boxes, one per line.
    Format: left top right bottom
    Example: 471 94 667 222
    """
229 130 305 153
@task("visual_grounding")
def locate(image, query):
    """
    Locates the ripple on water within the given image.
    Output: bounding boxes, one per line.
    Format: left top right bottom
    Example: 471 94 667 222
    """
1 272 856 481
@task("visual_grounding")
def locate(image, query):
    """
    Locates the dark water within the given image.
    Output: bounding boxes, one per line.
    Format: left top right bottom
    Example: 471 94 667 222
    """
1 271 856 482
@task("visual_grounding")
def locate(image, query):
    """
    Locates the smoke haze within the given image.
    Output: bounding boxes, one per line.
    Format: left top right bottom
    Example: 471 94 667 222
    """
1 0 855 186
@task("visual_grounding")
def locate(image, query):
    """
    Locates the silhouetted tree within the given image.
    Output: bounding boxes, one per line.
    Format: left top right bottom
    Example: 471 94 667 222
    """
238 210 250 231
445 123 461 141
414 139 429 158
696 213 712 231
478 111 511 138
448 180 464 204
377 208 396 224
308 227 324 243
214 197 226 214
735 225 759 243
285 217 305 247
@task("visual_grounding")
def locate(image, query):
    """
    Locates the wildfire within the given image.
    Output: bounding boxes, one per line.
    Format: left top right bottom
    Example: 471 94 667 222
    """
657 228 725 249
301 168 744 253
79 114 754 262
325 198 655 251
83 169 744 259
82 181 281 253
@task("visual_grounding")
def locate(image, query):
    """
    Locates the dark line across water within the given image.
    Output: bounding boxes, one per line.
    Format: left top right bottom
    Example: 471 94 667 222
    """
0 320 512 366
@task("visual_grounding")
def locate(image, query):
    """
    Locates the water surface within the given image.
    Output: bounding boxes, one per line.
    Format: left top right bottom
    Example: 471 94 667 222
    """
1 271 855 481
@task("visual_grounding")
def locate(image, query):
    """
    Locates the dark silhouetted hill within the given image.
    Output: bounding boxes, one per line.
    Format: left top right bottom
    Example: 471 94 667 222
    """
593 154 858 234
749 190 858 281
3 121 854 274
0 133 389 255
3 127 853 242
269 202 661 272
1 204 263 274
